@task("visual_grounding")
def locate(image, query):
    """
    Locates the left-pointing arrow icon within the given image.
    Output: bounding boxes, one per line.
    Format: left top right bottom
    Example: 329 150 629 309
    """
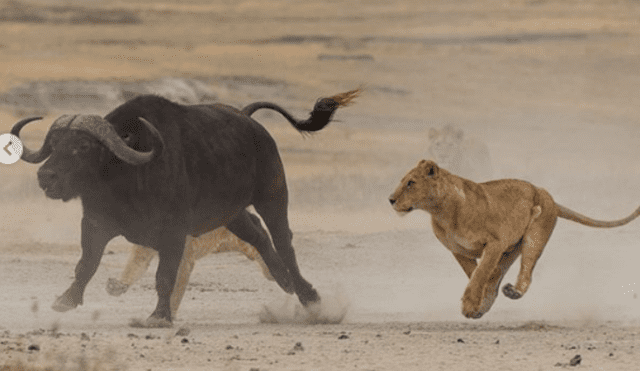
0 134 24 164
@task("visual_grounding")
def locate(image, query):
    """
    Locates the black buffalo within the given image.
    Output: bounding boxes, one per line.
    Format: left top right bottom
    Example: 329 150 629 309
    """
12 89 359 327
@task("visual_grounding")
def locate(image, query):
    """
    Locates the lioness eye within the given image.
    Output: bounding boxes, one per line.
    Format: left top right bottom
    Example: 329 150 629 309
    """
407 180 415 188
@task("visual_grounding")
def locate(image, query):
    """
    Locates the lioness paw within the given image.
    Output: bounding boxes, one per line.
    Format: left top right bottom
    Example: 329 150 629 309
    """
106 278 130 296
462 290 484 319
462 301 484 319
502 283 522 299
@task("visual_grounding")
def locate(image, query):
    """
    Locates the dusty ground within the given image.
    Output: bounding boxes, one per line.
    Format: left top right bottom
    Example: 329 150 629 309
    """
1 0 640 370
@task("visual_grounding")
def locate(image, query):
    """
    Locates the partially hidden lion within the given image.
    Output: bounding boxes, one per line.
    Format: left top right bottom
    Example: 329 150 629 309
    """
427 124 493 182
389 159 640 319
106 214 273 319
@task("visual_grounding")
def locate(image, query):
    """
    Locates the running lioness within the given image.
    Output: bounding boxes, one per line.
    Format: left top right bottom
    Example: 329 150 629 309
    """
389 159 640 319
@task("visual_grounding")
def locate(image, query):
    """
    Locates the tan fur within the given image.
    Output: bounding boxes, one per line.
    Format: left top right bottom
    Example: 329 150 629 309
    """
107 227 273 319
389 159 640 319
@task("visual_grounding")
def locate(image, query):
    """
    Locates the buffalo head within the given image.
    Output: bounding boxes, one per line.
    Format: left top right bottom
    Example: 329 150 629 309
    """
12 115 164 201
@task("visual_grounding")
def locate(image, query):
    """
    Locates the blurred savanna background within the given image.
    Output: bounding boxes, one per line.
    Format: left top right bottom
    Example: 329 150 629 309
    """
1 0 640 370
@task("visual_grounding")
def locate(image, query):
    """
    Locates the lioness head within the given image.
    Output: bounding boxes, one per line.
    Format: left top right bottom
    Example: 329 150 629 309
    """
389 159 446 214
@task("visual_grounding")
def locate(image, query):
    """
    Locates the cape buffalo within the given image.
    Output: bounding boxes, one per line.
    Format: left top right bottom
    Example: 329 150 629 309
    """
12 89 359 327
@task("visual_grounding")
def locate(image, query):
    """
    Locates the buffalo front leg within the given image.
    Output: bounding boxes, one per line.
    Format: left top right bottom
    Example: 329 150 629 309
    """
167 236 198 319
52 217 116 312
145 233 187 328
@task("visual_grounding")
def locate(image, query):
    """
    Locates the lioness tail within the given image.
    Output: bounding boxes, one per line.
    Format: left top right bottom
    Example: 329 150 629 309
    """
557 204 640 228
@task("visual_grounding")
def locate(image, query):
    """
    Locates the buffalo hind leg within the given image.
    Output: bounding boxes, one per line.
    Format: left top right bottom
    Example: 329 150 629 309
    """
253 200 320 307
226 211 295 294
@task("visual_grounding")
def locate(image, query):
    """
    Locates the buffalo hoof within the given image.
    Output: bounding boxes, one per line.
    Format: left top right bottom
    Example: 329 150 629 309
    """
298 287 320 308
269 267 295 295
106 278 129 296
51 294 79 312
144 315 172 328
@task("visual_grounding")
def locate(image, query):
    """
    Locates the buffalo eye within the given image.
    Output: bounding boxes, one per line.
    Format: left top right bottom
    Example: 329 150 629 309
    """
74 140 92 154
48 132 61 148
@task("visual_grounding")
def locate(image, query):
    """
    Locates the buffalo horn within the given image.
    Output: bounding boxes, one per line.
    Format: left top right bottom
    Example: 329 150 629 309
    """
66 115 163 165
11 117 53 163
10 115 164 166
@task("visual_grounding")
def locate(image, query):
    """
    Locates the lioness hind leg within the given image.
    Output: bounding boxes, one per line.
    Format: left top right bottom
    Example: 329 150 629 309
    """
503 204 557 300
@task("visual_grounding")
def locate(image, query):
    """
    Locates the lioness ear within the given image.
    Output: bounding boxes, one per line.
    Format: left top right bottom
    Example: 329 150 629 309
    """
426 164 437 178
419 159 438 177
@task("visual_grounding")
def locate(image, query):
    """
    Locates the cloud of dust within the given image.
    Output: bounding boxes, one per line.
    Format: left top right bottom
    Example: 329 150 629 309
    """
259 285 351 325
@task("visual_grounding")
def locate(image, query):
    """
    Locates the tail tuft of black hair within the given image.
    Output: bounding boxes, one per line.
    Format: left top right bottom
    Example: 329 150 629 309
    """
294 88 361 132
241 88 361 134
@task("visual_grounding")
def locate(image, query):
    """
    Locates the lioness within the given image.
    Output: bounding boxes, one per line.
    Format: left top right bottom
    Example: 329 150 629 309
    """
389 159 640 319
106 214 274 319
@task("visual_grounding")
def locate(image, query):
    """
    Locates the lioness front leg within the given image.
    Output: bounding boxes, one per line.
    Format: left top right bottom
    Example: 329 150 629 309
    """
453 253 477 279
462 245 505 319
106 244 155 296
433 222 478 279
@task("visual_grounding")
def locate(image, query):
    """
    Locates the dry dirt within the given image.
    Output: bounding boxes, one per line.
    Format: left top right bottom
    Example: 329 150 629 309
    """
1 0 640 370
